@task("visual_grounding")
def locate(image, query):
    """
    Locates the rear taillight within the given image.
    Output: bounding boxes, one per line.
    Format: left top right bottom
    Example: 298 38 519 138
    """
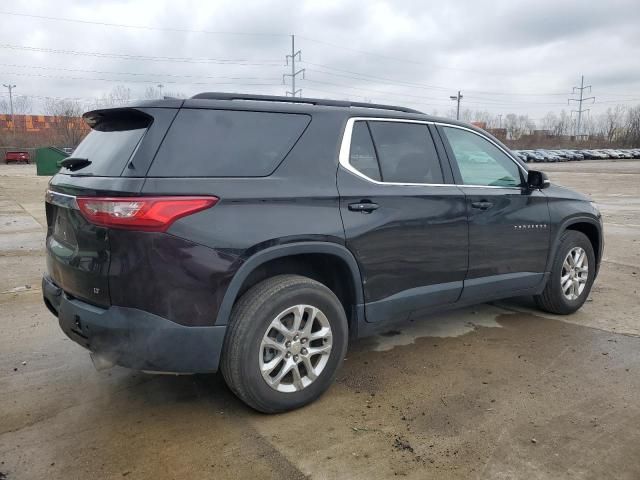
76 196 218 232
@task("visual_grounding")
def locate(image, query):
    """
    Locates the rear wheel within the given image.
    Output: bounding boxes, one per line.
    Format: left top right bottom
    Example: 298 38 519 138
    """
221 274 348 413
535 230 595 314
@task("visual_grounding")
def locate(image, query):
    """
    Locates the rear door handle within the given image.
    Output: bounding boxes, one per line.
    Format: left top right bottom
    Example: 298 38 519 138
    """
471 201 493 210
348 201 379 213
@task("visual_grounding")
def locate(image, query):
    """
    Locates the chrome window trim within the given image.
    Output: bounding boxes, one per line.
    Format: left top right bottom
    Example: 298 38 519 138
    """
338 116 526 190
45 190 79 210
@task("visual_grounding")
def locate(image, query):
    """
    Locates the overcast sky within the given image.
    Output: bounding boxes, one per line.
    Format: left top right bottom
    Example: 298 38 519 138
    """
1 0 639 120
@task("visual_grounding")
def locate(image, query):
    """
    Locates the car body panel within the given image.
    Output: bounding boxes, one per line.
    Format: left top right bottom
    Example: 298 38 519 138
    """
42 94 604 374
337 169 469 323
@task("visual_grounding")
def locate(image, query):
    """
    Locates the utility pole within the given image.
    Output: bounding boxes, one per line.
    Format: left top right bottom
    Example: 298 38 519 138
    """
283 35 305 97
497 114 503 129
3 83 16 133
449 90 463 120
157 84 164 98
568 75 595 139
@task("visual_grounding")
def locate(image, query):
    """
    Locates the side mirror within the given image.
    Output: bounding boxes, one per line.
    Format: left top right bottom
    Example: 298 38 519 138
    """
527 170 550 190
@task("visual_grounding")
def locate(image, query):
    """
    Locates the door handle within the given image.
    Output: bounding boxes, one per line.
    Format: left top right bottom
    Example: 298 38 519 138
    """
471 201 493 210
348 201 379 213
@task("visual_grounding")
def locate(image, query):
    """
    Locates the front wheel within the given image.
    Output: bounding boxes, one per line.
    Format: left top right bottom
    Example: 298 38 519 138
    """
221 274 348 413
535 230 596 314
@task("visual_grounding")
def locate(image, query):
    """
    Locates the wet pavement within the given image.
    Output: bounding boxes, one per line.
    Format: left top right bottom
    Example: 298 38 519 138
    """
1 161 639 479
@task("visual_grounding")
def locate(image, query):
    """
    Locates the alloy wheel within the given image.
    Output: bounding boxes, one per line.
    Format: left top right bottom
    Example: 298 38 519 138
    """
561 246 589 300
259 304 333 393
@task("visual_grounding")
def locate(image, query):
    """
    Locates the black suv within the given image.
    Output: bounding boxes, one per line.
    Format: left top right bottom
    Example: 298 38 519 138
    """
42 93 603 412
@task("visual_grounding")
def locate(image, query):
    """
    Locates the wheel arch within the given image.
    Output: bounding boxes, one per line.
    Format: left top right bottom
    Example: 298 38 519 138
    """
216 242 365 335
547 216 603 274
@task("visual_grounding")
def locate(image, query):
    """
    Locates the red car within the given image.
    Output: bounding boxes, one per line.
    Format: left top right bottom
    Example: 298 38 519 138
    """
5 151 30 164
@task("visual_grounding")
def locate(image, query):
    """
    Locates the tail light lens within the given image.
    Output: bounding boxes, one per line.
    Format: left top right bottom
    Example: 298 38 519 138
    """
76 196 218 232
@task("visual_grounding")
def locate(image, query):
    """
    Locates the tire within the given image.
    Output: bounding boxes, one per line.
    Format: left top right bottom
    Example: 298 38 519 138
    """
220 274 348 413
535 230 596 314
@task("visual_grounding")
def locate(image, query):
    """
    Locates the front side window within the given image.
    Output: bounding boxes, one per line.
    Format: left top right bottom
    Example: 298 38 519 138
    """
441 126 522 187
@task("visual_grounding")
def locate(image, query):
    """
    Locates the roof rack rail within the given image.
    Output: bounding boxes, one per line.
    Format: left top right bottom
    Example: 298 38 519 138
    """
190 92 423 114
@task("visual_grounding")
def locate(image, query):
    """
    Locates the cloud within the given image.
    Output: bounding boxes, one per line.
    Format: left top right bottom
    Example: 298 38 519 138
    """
0 0 638 118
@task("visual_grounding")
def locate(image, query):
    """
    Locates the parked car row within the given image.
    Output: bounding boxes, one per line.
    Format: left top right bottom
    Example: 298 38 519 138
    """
512 148 640 163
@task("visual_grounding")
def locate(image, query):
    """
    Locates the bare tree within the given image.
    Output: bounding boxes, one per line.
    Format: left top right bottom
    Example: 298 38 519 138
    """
459 108 474 122
0 95 33 115
603 105 626 142
504 114 534 139
43 98 87 147
144 86 161 99
472 110 496 127
541 112 558 132
94 85 132 108
144 86 187 100
554 110 574 136
622 106 640 146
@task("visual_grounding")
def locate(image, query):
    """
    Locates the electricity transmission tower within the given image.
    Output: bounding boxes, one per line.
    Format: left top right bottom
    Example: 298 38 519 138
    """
450 91 463 120
568 75 595 139
283 35 305 97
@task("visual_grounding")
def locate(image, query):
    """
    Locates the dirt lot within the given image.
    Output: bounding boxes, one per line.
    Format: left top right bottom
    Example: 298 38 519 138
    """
1 160 639 480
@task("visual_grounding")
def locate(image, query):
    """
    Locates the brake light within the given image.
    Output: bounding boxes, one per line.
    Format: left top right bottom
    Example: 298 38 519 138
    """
76 196 218 232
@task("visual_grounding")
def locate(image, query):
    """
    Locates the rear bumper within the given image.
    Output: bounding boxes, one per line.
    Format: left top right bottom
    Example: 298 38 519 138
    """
42 275 226 373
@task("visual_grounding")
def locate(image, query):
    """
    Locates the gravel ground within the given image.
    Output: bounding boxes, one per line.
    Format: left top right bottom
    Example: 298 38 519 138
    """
1 160 639 480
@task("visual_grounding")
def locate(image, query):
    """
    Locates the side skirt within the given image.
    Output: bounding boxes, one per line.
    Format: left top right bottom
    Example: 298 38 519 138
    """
356 273 549 338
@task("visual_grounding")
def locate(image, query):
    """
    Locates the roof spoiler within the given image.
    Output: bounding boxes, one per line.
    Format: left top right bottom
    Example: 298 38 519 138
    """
82 108 154 131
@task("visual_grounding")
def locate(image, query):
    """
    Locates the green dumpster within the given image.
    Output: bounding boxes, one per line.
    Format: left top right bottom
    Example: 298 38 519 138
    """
35 147 69 176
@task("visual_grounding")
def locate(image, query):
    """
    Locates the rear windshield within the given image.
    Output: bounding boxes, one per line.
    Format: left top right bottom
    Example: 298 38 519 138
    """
148 109 311 177
60 111 150 176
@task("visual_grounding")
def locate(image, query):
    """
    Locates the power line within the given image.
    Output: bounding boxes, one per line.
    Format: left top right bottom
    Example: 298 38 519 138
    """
0 70 280 87
302 62 579 98
302 61 450 91
301 78 453 104
301 78 574 107
0 62 279 82
462 96 567 106
0 10 287 37
5 56 628 106
1 9 503 78
0 43 282 65
299 85 551 115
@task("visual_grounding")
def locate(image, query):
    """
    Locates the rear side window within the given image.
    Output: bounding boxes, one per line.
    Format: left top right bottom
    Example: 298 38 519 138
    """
349 122 381 181
367 122 444 184
149 109 310 177
61 110 150 177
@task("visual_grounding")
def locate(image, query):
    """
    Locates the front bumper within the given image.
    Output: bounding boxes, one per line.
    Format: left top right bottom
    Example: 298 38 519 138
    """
42 275 226 373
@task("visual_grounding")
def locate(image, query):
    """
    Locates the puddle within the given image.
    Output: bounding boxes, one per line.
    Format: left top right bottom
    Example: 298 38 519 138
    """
370 304 506 352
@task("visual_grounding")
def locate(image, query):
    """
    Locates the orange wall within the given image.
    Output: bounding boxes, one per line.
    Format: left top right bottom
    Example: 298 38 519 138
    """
0 114 89 133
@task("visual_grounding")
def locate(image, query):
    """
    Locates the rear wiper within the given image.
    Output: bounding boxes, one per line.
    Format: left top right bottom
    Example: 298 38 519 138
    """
59 157 91 171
